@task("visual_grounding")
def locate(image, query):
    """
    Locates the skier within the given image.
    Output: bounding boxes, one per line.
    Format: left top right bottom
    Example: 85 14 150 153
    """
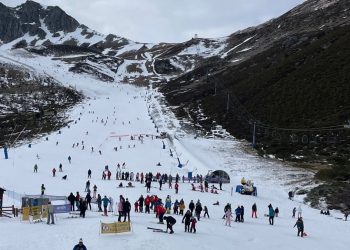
292 207 296 218
59 163 63 172
41 184 46 195
52 168 56 177
163 216 176 234
87 169 92 179
268 204 275 225
68 155 71 164
293 217 304 237
73 238 87 250
34 164 38 173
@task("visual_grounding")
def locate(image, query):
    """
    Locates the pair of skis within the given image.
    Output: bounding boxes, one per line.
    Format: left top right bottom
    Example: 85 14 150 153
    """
147 227 167 233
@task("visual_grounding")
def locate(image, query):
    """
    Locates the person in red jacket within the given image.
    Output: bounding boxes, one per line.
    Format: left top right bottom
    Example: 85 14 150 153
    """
190 216 197 233
158 205 166 223
145 195 151 213
175 183 179 194
134 200 139 212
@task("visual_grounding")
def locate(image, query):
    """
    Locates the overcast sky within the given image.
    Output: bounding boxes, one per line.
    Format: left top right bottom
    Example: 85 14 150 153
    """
2 0 305 43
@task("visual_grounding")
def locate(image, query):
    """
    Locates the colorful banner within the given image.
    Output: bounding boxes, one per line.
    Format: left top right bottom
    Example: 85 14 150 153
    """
31 206 41 221
22 207 30 221
100 221 131 234
53 204 70 214
41 205 48 218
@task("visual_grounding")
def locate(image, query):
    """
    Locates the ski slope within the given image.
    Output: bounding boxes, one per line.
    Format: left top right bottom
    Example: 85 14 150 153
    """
0 49 349 250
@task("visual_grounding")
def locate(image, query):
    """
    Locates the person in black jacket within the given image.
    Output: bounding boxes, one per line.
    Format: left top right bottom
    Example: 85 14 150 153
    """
123 198 131 222
79 199 87 218
189 200 195 215
195 201 202 221
85 192 92 210
68 192 76 211
240 205 245 222
138 195 144 213
73 238 87 250
182 210 191 232
163 216 176 234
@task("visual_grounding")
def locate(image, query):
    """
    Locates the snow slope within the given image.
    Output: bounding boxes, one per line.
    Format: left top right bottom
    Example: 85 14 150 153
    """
0 49 349 250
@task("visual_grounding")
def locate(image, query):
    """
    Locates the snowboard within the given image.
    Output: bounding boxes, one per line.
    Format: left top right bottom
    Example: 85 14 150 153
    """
147 226 166 233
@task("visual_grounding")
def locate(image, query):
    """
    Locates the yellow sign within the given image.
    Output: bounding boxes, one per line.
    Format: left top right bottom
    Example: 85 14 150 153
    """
101 221 131 234
31 206 41 221
22 207 30 221
42 205 48 218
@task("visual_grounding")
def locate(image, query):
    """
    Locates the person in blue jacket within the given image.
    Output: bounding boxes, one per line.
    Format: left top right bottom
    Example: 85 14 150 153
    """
235 206 241 222
101 196 110 216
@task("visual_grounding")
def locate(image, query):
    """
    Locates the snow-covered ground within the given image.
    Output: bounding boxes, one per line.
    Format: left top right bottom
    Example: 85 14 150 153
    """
0 50 349 250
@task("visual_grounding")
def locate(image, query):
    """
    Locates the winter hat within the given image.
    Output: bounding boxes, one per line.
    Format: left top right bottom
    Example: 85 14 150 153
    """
79 238 83 243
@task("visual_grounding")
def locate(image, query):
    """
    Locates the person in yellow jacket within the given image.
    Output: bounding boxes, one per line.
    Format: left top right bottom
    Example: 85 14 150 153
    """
241 177 246 185
179 199 185 215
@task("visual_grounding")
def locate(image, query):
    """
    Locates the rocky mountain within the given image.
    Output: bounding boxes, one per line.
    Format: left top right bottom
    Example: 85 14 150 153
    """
1 0 350 210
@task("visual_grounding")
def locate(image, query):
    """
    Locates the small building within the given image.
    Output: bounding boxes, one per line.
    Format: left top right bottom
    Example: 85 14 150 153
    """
21 194 67 208
205 170 230 183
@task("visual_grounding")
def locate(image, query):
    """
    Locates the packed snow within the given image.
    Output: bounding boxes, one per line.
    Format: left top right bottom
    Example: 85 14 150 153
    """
0 49 349 250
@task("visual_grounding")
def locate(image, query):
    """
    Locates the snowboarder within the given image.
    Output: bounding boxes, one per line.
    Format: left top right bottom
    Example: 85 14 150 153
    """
293 217 304 237
252 203 257 218
163 216 176 234
73 238 87 250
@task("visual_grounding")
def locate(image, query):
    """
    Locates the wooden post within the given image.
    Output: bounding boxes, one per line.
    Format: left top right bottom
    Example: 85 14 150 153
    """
0 187 5 216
